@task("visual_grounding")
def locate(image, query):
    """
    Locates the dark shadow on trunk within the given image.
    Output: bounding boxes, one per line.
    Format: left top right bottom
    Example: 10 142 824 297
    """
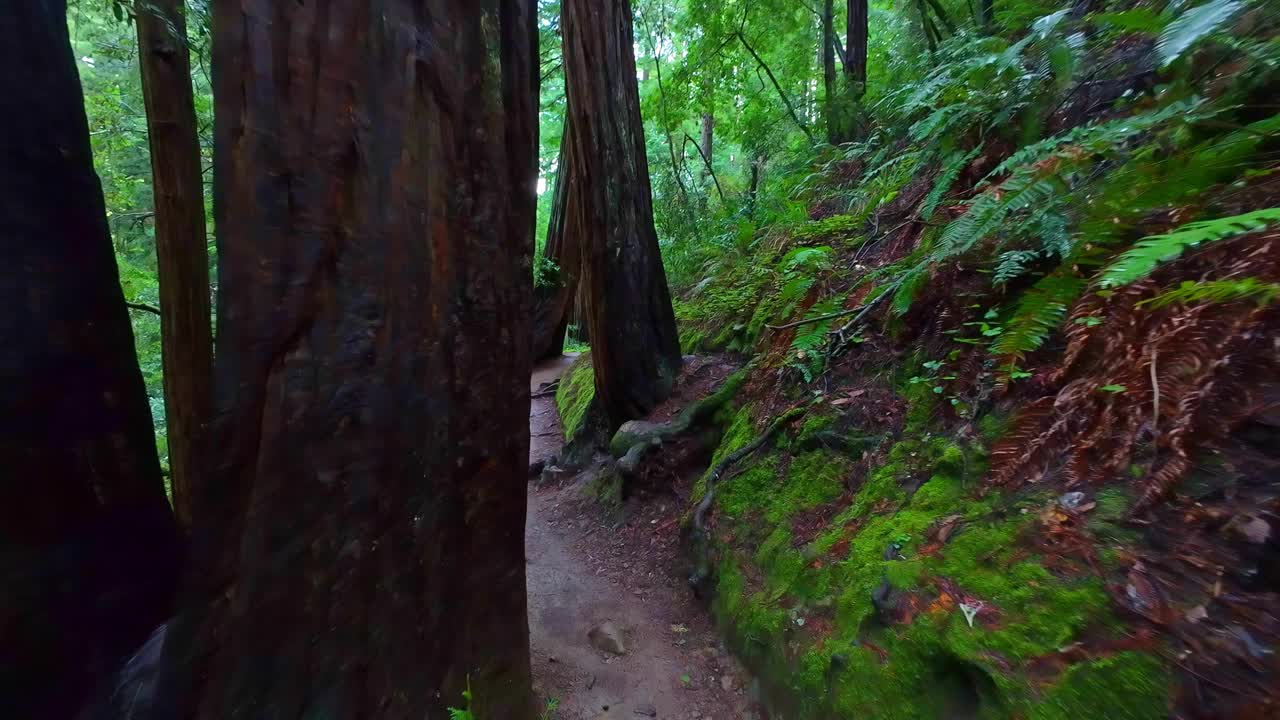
0 2 182 716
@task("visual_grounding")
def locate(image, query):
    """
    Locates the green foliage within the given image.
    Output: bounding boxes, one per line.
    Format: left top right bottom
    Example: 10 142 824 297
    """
989 272 1086 362
1157 0 1245 67
447 677 474 720
1140 277 1280 309
1100 208 1280 287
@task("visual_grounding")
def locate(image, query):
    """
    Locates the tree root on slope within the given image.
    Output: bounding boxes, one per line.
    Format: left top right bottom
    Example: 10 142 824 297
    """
688 406 806 594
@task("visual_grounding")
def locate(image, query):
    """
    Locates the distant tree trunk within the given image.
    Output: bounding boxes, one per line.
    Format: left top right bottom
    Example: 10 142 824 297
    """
700 112 715 178
532 126 583 361
155 1 538 718
134 0 212 531
846 0 868 94
822 0 840 144
0 2 182 716
746 154 765 219
563 0 683 430
980 0 995 29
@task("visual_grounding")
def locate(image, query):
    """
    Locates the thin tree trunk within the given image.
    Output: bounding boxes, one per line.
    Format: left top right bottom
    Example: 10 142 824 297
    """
700 112 715 178
156 1 538 717
0 2 182 716
532 125 583 361
635 5 688 203
980 0 995 29
134 0 212 531
925 0 958 34
684 132 725 202
822 0 840 144
563 0 683 430
746 154 764 219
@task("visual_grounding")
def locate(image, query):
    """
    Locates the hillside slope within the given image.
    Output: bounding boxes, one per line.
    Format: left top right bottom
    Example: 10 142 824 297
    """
565 7 1280 718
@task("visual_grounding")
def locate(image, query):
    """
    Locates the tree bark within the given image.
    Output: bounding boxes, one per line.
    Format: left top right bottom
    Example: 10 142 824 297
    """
532 125 583 361
846 0 868 94
0 2 182 716
134 0 213 531
822 0 840 144
700 112 715 178
562 0 683 430
156 1 538 717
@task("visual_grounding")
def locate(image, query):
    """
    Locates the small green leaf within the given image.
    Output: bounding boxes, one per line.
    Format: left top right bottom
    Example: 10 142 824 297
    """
1100 384 1127 393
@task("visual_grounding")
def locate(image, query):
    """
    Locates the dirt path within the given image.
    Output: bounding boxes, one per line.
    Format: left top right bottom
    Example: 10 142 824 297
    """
527 357 758 720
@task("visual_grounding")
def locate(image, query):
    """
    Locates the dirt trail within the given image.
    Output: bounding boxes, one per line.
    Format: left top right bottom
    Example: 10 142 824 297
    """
527 357 757 720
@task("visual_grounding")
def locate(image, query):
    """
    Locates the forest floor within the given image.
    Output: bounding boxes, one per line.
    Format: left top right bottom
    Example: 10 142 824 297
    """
527 356 759 720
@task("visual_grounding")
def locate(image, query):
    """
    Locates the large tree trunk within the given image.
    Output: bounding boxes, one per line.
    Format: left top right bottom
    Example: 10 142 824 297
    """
155 1 538 718
531 125 582 361
822 0 840 144
0 2 182 716
134 0 212 531
563 0 683 430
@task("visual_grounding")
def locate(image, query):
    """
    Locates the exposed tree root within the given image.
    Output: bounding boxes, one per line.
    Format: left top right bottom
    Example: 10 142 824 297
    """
688 406 806 592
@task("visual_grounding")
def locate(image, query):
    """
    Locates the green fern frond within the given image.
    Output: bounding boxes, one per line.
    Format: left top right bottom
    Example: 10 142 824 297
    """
994 250 1040 285
985 98 1203 182
1158 0 1245 66
890 267 930 317
1099 208 1280 287
919 145 983 221
1138 278 1280 309
990 273 1086 359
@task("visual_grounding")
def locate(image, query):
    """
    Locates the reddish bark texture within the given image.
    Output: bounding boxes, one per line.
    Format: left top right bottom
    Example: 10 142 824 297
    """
135 0 213 530
157 1 538 717
0 1 182 715
532 125 583 361
562 0 683 430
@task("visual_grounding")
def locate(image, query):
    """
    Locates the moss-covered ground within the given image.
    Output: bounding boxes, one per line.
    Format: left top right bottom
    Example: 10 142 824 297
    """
689 386 1170 719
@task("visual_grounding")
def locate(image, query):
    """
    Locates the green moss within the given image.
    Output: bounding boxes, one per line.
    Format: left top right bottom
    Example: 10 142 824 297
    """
554 353 596 441
1033 652 1171 720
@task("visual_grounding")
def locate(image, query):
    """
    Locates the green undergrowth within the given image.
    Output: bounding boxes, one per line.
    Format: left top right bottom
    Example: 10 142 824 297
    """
554 352 595 442
693 384 1169 719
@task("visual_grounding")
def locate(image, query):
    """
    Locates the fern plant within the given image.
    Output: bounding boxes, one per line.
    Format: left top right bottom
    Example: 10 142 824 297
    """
1099 208 1280 287
1157 0 1246 67
989 272 1086 362
1139 277 1280 309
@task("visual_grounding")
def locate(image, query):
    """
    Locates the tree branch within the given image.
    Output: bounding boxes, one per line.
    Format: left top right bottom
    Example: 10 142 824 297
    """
735 31 815 144
682 132 725 202
126 301 161 316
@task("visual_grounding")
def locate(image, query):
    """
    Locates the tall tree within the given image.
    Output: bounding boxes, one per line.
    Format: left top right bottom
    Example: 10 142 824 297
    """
822 0 840 143
563 0 683 429
0 1 182 716
532 125 583 361
134 0 213 530
846 0 868 96
155 0 538 717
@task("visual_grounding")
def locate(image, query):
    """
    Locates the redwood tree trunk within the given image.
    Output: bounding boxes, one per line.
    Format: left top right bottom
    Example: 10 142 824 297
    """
0 2 182 716
134 0 213 531
846 0 868 93
821 0 840 144
562 0 683 430
156 1 538 717
532 125 583 361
